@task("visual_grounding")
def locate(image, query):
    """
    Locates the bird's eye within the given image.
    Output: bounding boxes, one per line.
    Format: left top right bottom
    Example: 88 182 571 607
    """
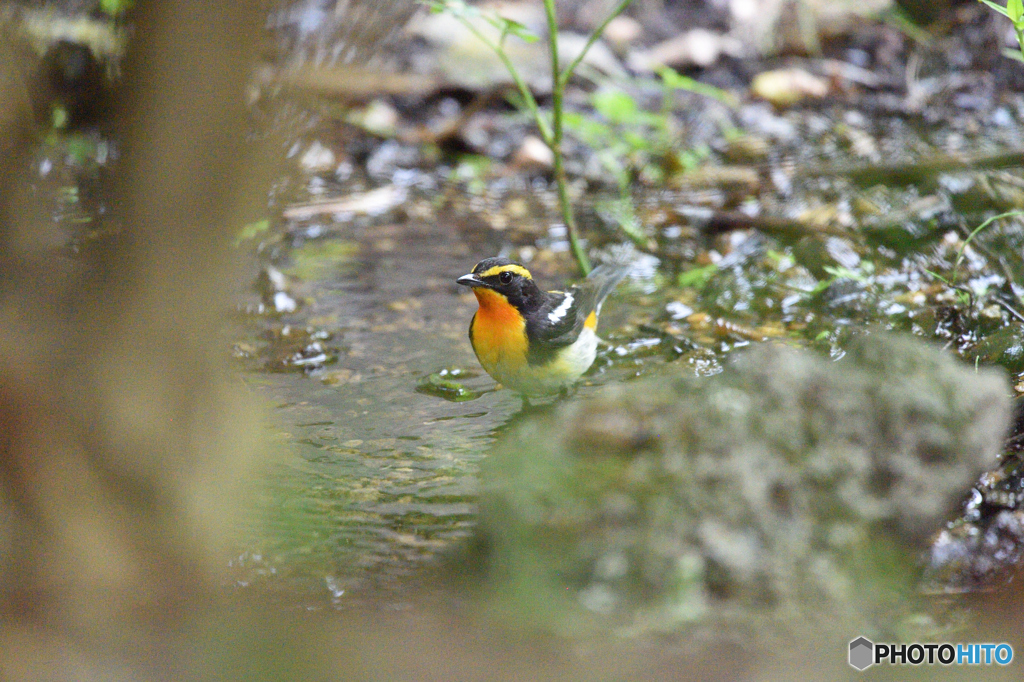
499 271 514 285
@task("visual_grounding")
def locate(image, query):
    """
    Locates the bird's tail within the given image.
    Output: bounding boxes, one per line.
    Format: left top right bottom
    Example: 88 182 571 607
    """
587 262 632 313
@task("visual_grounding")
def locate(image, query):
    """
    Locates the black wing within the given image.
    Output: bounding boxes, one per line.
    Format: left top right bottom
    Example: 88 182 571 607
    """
524 264 629 366
525 286 593 365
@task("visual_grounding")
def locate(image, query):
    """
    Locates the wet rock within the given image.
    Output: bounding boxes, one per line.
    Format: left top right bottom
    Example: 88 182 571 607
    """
557 33 627 80
922 510 1024 594
837 123 881 162
38 39 108 128
975 325 1024 375
347 99 400 137
824 236 861 270
813 278 869 317
737 102 799 142
731 0 894 56
670 165 760 192
258 325 339 373
628 29 739 71
750 68 829 107
408 9 624 93
256 265 299 314
511 135 554 172
299 141 336 173
601 16 642 51
365 141 420 182
470 334 1008 637
282 185 408 221
924 398 1024 593
721 134 771 163
416 369 480 402
924 398 1024 596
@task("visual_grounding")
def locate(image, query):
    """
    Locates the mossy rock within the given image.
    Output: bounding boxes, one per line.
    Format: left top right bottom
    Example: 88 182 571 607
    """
468 334 1009 640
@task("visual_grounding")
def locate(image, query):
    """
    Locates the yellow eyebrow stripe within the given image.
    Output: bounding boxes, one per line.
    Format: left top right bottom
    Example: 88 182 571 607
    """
477 264 533 280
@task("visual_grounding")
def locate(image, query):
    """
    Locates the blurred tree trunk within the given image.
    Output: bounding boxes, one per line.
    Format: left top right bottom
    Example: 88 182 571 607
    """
0 2 271 679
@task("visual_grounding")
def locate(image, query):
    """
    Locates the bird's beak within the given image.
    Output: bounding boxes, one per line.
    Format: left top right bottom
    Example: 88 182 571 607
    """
457 273 485 288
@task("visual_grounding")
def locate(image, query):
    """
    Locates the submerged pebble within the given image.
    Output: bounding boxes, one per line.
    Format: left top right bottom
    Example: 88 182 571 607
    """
416 369 480 402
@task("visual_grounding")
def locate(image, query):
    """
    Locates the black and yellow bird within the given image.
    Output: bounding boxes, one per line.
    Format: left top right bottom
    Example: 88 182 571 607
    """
456 257 629 395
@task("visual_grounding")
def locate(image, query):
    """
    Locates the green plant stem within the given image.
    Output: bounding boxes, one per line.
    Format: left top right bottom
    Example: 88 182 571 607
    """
953 210 1024 276
442 0 637 276
546 0 634 275
453 16 552 142
557 0 634 89
544 0 591 274
551 154 590 272
452 8 584 271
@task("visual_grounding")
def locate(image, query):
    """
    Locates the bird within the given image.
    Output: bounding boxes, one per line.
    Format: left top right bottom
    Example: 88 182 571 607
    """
456 257 630 396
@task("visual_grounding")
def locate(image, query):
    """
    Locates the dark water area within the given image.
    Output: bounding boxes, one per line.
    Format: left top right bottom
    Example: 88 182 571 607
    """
227 213 516 604
225 200 663 605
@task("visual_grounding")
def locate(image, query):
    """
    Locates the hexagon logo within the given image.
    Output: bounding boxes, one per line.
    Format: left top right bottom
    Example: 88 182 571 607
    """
849 637 874 671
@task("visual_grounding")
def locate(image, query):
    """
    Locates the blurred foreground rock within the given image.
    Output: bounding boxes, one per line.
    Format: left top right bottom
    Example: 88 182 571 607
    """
471 334 1009 641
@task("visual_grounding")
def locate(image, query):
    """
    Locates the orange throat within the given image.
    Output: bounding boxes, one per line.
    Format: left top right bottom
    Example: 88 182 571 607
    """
470 288 528 372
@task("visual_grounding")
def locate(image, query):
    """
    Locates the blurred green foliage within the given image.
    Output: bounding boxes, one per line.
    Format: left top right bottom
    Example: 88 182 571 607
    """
100 0 133 17
980 0 1024 61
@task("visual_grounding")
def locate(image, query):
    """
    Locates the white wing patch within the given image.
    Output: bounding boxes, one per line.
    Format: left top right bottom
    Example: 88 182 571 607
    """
547 293 574 323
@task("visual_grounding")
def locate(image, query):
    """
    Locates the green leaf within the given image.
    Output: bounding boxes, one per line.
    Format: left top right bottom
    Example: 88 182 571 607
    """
822 265 869 283
678 263 718 288
1009 0 1023 22
656 66 739 107
676 144 711 172
51 105 68 129
563 112 614 146
1001 46 1024 61
427 0 477 19
979 0 1011 19
808 279 833 296
100 0 133 16
562 111 584 128
591 89 639 124
235 219 270 247
658 66 697 90
491 16 539 43
953 210 1024 276
622 130 650 151
881 7 934 46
